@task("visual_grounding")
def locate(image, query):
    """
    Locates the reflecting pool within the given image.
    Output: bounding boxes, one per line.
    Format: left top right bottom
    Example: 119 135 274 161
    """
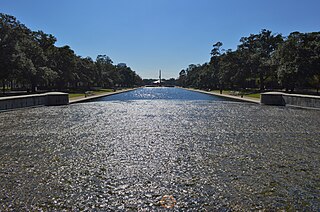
0 88 319 210
96 87 227 101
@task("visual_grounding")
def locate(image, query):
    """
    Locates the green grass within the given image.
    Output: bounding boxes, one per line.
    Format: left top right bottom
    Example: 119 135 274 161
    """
68 93 85 99
93 89 113 94
210 89 261 99
68 88 115 99
211 90 232 95
245 93 261 99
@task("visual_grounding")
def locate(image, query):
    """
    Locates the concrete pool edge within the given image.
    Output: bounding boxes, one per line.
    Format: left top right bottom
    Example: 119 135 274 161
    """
183 88 261 104
261 92 320 110
0 89 138 111
184 88 320 110
0 92 69 112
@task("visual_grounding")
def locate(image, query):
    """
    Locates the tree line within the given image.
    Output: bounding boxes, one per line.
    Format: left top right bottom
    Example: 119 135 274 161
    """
0 13 142 94
178 29 320 93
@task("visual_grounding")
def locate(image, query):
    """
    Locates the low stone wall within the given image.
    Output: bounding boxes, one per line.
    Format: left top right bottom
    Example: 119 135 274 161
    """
283 94 320 108
261 92 320 109
45 92 69 106
0 92 69 111
260 92 286 106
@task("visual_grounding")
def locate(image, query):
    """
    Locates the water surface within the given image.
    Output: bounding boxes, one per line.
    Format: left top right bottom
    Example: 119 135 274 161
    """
0 88 319 210
96 87 226 101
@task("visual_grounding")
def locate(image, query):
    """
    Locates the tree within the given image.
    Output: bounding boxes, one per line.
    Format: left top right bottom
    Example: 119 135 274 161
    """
33 31 59 88
71 56 95 88
219 50 248 89
196 63 214 89
306 32 320 93
117 66 136 87
95 55 115 87
52 45 77 88
210 41 223 57
16 28 52 91
238 29 283 90
209 42 224 91
185 64 201 88
275 32 320 92
0 13 142 93
177 69 187 87
0 13 27 93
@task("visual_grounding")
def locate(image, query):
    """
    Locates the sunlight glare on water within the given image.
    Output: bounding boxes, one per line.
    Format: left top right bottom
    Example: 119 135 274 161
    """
96 87 226 101
0 88 319 210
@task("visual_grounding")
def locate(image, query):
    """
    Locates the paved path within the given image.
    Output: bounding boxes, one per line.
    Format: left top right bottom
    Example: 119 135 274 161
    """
69 88 136 104
185 88 261 104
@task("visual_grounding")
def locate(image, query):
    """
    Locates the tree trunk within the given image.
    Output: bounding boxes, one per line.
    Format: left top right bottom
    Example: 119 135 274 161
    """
2 79 5 95
219 83 224 94
290 85 295 93
31 83 36 93
259 73 264 91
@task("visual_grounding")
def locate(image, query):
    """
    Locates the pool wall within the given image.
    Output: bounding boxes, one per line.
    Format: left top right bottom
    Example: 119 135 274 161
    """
0 92 69 111
261 92 320 109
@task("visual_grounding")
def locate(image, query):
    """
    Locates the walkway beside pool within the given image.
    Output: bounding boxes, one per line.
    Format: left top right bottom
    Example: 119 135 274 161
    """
69 88 136 104
184 88 260 104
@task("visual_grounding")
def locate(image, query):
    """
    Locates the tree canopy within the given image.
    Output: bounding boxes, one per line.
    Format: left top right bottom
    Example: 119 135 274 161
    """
178 29 320 93
0 13 142 94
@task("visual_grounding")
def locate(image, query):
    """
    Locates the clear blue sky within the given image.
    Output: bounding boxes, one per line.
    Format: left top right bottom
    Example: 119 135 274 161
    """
2 0 320 79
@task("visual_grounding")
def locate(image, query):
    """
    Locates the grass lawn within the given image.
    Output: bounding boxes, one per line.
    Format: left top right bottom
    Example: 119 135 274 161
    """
211 89 261 99
92 89 113 95
211 90 232 95
68 93 85 99
68 89 115 100
245 93 261 99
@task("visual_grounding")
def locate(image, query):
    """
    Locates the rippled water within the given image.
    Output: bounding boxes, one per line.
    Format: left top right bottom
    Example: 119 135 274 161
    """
0 88 319 211
96 87 227 101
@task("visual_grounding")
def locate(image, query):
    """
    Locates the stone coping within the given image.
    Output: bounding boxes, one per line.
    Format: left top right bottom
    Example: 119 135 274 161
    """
261 92 320 109
0 92 67 101
0 92 69 111
262 92 320 99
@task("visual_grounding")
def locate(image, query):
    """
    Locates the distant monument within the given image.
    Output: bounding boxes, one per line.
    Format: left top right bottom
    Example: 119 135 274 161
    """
149 70 162 86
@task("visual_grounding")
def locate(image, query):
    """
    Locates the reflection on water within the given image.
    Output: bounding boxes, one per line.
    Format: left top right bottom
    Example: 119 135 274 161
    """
0 89 319 210
96 87 226 101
